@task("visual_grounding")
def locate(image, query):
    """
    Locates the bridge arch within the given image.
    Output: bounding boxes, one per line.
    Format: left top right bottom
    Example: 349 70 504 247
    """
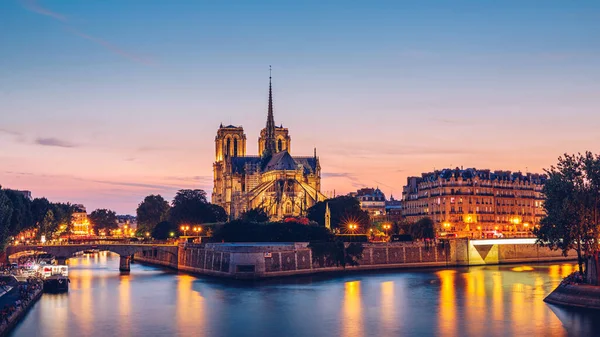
5 244 178 272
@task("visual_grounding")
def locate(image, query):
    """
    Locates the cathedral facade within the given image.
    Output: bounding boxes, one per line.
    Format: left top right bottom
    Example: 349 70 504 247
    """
212 75 326 220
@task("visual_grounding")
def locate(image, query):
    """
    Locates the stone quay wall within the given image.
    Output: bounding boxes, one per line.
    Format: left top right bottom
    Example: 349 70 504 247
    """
544 283 600 310
133 246 179 270
0 284 42 337
133 239 575 279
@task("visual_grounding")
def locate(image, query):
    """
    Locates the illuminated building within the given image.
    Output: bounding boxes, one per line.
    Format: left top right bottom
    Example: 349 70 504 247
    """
401 168 546 235
212 71 326 219
350 188 387 218
71 204 90 235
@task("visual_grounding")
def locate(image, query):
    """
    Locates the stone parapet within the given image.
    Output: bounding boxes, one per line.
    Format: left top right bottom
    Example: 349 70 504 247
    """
544 284 600 310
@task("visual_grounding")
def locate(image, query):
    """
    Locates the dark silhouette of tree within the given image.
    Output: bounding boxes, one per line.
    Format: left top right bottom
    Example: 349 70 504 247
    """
307 196 370 231
169 189 226 225
410 217 435 240
89 209 118 232
535 153 600 278
240 208 270 223
152 220 178 240
136 194 170 234
308 240 364 268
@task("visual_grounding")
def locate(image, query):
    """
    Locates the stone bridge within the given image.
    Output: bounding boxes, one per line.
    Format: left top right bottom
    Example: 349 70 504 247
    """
5 243 178 272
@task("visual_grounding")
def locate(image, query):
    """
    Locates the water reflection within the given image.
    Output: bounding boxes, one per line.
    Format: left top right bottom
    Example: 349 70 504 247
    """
9 255 599 337
342 281 363 337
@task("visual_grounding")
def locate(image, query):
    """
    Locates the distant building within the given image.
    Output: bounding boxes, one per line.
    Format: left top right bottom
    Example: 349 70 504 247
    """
351 188 387 218
13 190 32 200
402 168 546 236
71 204 90 235
385 195 402 219
116 215 137 236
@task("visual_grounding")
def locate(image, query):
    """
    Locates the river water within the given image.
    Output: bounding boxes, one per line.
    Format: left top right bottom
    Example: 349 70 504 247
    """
9 252 600 337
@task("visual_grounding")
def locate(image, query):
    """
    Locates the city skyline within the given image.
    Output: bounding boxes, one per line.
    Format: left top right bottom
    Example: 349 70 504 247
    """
2 1 600 213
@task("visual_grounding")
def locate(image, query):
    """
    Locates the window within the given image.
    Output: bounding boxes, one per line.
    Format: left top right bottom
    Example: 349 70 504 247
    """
226 138 231 156
233 138 238 157
278 139 283 152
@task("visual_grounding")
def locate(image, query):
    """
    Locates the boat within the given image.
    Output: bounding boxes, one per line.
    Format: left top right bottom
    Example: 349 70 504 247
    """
41 265 69 293
83 249 99 254
43 275 69 293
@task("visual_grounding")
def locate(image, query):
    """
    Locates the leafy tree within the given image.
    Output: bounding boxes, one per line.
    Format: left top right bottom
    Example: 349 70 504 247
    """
39 209 55 239
31 197 51 227
307 196 370 231
136 194 170 234
0 188 13 249
3 189 33 235
410 217 435 240
51 202 74 235
535 153 599 278
308 240 364 268
240 207 270 223
169 189 227 225
152 220 178 240
89 209 118 232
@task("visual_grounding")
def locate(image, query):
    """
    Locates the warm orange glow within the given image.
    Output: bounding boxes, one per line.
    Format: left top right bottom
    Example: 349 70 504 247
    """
342 281 362 337
437 270 456 336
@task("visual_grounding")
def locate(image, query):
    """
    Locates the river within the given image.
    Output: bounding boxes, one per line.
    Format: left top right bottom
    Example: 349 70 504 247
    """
9 252 600 337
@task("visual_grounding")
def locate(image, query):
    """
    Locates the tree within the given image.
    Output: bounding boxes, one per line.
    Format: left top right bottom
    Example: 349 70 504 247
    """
308 240 364 268
39 209 55 239
307 196 370 231
240 208 270 223
89 209 118 232
51 202 74 235
136 195 170 234
3 189 33 235
535 153 599 278
410 217 435 240
169 189 226 225
0 188 13 249
152 220 178 240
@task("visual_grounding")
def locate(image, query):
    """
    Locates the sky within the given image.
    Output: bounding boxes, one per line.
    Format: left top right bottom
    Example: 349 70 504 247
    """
1 0 599 214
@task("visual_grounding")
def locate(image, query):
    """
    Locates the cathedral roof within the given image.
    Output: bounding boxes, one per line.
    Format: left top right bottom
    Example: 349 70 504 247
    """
264 151 297 171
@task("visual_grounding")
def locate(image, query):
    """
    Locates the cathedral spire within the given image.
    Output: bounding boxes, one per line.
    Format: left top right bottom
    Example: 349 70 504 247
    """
264 65 277 157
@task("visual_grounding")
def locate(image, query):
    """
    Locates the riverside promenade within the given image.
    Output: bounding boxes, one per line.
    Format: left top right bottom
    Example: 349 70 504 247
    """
0 277 43 337
134 238 575 279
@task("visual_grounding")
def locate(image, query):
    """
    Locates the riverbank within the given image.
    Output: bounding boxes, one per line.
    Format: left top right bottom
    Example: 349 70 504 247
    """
134 239 576 280
0 279 43 337
544 283 600 310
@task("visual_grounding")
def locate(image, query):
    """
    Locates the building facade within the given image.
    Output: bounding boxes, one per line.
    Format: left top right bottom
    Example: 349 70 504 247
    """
71 204 90 235
350 188 387 217
402 168 546 236
212 74 326 220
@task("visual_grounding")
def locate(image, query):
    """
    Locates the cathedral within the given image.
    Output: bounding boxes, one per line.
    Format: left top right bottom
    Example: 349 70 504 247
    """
212 73 326 220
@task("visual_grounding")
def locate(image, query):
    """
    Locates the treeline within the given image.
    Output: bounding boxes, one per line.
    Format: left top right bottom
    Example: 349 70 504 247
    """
0 186 74 249
136 189 227 239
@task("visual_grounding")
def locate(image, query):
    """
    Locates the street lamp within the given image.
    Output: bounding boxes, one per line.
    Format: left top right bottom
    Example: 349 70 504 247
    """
193 226 202 235
382 224 391 236
348 223 358 233
180 225 190 236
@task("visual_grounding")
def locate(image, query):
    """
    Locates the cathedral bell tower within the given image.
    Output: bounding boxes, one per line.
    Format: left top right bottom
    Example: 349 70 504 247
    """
212 124 246 206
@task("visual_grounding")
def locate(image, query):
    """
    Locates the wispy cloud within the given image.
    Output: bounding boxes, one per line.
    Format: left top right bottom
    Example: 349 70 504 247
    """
20 0 66 21
35 137 78 148
67 28 154 66
322 172 365 189
0 129 22 137
20 0 153 66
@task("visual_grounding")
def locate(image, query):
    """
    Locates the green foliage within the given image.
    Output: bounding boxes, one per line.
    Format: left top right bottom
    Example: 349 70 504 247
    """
152 220 178 240
409 217 435 240
212 220 334 242
535 152 600 277
136 194 170 234
89 209 118 231
0 189 13 249
240 208 270 223
308 240 364 268
3 189 33 235
307 196 370 230
169 189 227 225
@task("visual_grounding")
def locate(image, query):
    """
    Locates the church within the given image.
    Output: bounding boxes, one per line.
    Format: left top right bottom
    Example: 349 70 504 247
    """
212 73 326 220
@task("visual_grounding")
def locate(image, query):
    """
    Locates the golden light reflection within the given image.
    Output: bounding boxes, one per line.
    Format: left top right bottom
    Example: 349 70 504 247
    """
77 264 94 336
176 274 205 333
511 266 534 272
463 270 485 336
437 270 456 337
491 272 503 327
380 281 394 332
342 281 363 337
561 264 573 278
119 275 131 336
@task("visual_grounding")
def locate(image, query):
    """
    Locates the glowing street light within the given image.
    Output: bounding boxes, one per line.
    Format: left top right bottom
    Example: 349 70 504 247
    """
382 223 391 235
193 226 202 235
180 225 190 236
145 232 150 238
169 232 175 237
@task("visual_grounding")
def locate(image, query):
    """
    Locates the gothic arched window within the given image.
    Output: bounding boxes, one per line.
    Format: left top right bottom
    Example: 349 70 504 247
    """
286 203 292 214
233 138 238 157
278 139 283 152
226 138 231 157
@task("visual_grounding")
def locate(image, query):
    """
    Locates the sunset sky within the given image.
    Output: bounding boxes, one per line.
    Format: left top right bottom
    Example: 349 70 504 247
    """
1 1 599 214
